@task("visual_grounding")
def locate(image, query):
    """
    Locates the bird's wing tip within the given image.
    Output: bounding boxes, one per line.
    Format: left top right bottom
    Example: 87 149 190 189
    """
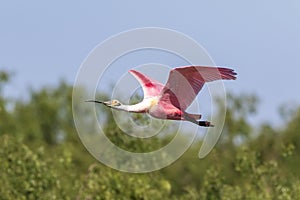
128 69 137 74
217 66 238 80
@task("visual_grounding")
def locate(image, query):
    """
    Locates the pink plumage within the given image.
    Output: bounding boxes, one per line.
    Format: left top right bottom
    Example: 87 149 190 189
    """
129 70 164 98
160 66 236 110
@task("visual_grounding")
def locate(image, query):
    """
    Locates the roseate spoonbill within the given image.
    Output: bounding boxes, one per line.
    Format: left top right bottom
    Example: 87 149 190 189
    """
86 66 237 127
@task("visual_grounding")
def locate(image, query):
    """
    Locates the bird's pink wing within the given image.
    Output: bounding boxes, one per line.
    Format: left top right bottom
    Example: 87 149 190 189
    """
159 66 237 110
129 70 164 99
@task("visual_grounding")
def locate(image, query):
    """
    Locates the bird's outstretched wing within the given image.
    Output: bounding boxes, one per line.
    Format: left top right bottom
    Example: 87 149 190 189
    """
129 70 164 99
159 66 237 110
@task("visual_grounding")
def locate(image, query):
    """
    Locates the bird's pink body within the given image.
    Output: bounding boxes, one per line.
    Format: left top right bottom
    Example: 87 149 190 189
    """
128 66 237 125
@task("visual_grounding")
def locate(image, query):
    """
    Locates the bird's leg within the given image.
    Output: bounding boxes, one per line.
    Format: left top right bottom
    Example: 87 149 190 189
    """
198 121 214 127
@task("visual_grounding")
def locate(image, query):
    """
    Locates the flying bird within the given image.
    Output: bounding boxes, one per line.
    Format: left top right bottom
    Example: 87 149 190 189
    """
86 66 237 127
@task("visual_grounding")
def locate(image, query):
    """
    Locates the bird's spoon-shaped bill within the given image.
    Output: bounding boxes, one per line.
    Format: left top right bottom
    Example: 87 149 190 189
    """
85 100 106 104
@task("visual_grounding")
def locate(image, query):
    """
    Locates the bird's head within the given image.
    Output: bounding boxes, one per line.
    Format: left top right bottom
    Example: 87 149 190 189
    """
103 99 122 107
85 99 123 109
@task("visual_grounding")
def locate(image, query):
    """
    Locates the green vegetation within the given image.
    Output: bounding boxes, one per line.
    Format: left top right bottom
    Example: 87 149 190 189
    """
1 70 300 199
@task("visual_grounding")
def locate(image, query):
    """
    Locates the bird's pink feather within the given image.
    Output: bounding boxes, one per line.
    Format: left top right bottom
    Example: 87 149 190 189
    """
158 66 237 110
129 66 236 121
129 70 164 99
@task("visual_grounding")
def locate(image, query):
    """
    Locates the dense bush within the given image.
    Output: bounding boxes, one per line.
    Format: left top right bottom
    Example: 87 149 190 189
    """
0 135 76 200
1 70 300 199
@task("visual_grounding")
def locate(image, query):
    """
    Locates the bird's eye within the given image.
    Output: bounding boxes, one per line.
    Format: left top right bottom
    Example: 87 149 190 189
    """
112 100 120 106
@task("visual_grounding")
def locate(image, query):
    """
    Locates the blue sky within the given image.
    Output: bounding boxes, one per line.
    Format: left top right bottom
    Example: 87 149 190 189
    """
1 0 300 126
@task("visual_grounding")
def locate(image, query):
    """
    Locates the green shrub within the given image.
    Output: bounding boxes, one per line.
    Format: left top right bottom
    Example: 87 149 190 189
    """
0 135 78 200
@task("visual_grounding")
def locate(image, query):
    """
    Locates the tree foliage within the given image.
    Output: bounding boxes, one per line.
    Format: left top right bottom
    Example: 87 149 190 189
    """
1 70 300 199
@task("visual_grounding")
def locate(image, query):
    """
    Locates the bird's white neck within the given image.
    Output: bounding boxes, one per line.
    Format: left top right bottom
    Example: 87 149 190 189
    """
113 98 157 113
